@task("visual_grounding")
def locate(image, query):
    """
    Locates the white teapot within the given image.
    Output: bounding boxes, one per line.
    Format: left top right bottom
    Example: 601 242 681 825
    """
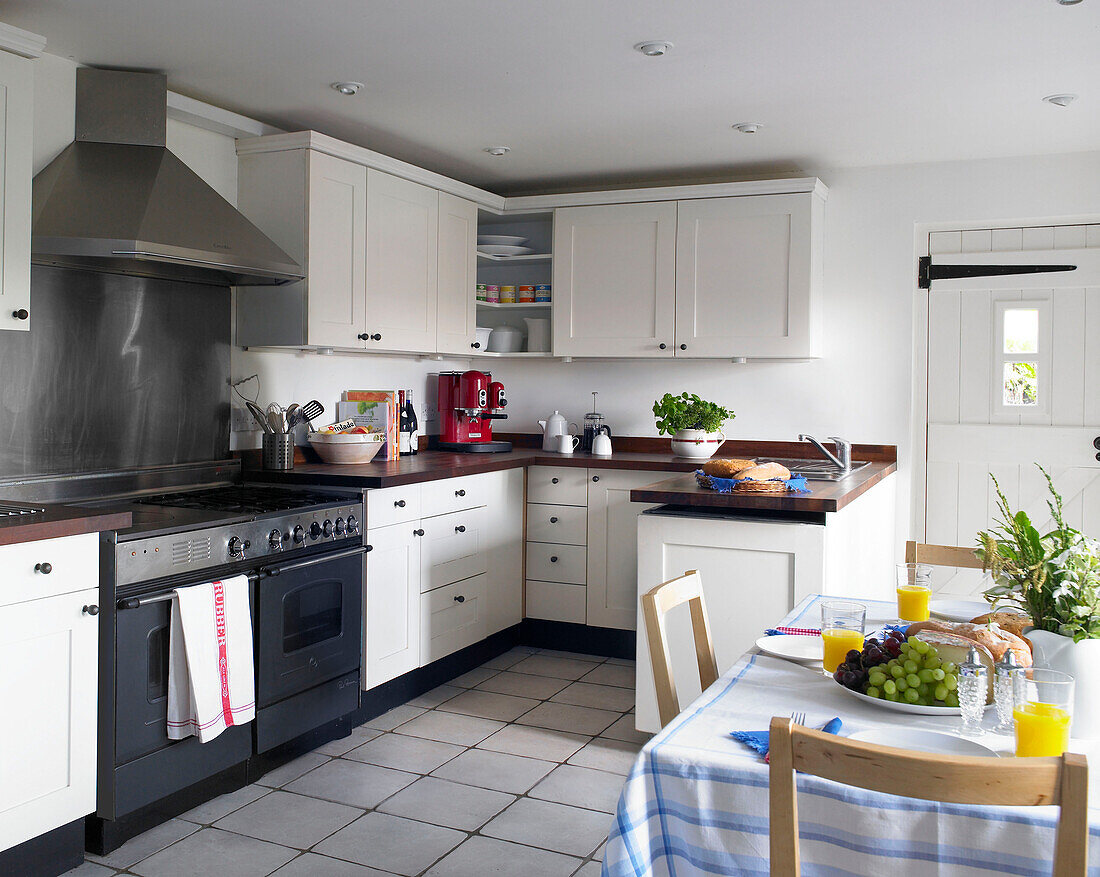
538 410 569 451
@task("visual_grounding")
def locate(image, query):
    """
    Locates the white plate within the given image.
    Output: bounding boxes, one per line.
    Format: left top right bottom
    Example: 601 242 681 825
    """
929 599 997 622
836 683 992 716
478 245 535 256
477 234 528 246
848 728 1000 757
755 635 822 664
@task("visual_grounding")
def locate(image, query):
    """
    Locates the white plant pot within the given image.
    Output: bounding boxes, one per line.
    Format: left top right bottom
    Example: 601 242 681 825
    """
669 428 725 460
1027 628 1100 739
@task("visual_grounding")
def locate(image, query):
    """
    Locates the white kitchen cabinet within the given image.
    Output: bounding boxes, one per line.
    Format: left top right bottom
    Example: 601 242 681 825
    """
436 192 478 356
363 522 421 689
419 507 487 593
552 202 677 357
482 468 524 637
674 194 821 358
0 47 34 332
420 574 487 665
364 169 438 353
586 470 663 630
0 531 98 853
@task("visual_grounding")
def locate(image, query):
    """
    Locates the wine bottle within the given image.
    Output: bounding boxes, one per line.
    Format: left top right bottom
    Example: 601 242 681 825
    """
405 389 419 455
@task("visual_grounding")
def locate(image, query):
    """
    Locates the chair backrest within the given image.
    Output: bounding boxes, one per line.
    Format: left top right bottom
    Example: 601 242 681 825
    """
641 570 719 729
905 540 986 570
768 716 1088 877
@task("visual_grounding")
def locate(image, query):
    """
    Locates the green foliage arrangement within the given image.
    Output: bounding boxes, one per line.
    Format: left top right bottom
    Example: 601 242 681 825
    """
652 392 735 437
978 465 1100 642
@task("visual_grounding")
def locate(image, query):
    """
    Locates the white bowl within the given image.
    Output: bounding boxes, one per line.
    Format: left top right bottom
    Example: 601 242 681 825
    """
308 432 384 464
475 327 493 350
487 325 524 352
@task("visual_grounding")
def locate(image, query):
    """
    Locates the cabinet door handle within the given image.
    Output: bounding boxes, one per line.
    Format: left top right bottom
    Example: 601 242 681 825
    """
12 309 29 320
413 528 425 537
371 333 383 341
35 562 53 574
394 499 406 508
453 594 465 603
357 333 369 340
471 342 481 349
679 343 687 351
455 489 466 497
1093 436 1100 451
551 477 559 484
592 475 600 482
550 555 558 563
549 516 558 524
83 604 100 616
658 343 667 350
455 525 466 533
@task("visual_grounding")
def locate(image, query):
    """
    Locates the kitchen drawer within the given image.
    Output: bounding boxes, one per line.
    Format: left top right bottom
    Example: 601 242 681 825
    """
526 502 587 546
525 580 586 624
0 533 98 608
420 507 487 593
421 573 487 665
526 541 586 585
527 465 587 507
421 473 487 518
366 484 422 529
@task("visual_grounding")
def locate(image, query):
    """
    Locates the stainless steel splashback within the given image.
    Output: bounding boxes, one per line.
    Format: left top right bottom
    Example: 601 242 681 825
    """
0 266 230 478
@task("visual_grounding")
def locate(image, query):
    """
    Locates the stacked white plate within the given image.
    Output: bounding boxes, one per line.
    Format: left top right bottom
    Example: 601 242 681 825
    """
477 234 534 257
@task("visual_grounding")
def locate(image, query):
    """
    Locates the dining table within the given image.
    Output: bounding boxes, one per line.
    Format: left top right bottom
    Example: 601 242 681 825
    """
602 594 1100 876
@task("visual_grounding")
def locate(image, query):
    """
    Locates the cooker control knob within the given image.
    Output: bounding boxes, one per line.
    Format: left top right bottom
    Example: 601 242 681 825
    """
346 515 360 535
228 536 247 558
292 525 305 544
335 518 347 535
309 521 322 540
323 519 334 538
269 529 284 550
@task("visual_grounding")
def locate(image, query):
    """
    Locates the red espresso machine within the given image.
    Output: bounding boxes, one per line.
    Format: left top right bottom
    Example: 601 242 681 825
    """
436 370 512 453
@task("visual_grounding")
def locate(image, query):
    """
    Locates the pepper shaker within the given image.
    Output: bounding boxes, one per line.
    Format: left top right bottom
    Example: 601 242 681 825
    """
957 645 987 737
993 650 1019 732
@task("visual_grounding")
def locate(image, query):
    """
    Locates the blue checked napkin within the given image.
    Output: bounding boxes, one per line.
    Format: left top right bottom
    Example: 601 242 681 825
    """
730 717 843 760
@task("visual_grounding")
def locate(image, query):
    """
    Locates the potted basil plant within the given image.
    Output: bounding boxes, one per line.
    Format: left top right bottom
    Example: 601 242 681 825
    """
652 392 735 460
977 466 1100 736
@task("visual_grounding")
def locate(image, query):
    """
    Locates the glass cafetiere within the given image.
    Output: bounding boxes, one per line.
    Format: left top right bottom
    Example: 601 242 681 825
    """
581 392 611 453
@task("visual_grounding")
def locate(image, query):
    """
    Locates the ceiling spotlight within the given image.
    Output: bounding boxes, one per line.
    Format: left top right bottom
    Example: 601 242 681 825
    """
634 41 673 57
330 81 364 96
483 146 511 156
732 122 764 134
1042 93 1078 106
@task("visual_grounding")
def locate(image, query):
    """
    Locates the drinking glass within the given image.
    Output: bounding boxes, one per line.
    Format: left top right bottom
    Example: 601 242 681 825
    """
1013 668 1075 757
820 600 866 675
895 562 932 623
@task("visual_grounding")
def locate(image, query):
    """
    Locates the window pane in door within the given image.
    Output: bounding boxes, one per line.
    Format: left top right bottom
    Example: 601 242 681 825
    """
1003 308 1039 353
1003 361 1039 406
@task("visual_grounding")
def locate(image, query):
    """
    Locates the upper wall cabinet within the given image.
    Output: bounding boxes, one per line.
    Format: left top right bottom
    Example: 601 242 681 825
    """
0 45 36 332
436 192 478 356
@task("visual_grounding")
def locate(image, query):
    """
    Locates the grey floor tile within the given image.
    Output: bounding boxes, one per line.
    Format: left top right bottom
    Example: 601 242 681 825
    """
476 671 571 700
378 776 514 830
408 684 464 709
567 738 641 775
600 715 652 745
256 752 330 788
529 764 626 813
594 841 605 860
436 688 539 722
431 747 556 794
578 663 635 689
551 681 635 712
285 759 417 809
481 798 611 858
87 818 198 869
363 704 427 731
477 724 589 762
315 812 464 876
62 864 114 877
395 709 505 746
180 783 270 825
448 666 500 688
509 655 599 680
604 657 636 667
130 828 295 877
343 732 464 774
480 648 536 670
314 726 383 757
214 789 360 849
536 649 605 663
573 862 604 877
272 853 396 876
517 702 619 736
423 836 580 877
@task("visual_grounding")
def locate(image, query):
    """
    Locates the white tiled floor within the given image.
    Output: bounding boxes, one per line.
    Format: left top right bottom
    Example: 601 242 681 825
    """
79 648 644 877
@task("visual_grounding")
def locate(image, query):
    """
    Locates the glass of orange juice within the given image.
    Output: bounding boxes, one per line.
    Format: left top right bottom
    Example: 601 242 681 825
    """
820 600 866 675
895 562 932 623
1013 669 1074 757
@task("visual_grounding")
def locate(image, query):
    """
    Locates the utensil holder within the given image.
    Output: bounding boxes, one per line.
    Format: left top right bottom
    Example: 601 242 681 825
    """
262 433 294 470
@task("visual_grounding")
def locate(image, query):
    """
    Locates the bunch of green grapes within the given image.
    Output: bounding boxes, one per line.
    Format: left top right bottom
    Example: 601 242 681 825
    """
863 637 960 707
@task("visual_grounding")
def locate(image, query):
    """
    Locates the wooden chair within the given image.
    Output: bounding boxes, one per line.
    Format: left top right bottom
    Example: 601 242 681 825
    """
768 716 1088 876
641 570 719 729
905 540 985 569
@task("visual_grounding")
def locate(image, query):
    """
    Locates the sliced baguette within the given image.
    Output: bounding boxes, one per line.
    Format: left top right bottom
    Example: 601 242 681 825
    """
910 630 995 704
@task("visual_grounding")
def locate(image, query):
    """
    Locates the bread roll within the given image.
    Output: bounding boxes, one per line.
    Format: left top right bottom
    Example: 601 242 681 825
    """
735 462 791 482
906 620 1032 667
702 458 755 477
911 631 995 703
970 611 1032 639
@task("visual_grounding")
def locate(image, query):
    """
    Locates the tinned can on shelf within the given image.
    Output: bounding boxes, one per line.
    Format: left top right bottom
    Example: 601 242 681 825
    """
500 285 517 304
475 284 488 301
535 284 552 302
485 285 500 303
518 285 535 303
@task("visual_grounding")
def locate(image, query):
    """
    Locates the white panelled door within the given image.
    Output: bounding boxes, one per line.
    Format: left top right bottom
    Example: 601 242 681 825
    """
924 224 1100 595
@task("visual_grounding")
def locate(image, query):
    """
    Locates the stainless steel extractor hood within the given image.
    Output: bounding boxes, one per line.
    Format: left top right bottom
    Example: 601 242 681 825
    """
32 68 302 287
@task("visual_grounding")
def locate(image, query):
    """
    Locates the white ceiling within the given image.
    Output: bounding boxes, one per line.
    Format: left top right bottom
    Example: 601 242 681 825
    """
4 0 1098 194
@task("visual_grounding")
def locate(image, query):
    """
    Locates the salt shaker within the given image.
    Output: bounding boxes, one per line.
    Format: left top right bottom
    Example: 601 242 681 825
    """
993 650 1019 732
957 645 987 737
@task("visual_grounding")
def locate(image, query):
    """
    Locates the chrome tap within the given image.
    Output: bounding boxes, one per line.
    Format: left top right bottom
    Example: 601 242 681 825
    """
798 434 852 471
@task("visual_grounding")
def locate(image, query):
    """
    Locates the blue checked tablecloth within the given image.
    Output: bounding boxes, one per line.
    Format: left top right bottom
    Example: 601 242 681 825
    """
603 594 1100 877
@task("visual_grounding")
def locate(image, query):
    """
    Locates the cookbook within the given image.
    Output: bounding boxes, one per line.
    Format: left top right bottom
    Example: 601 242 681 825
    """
339 390 399 461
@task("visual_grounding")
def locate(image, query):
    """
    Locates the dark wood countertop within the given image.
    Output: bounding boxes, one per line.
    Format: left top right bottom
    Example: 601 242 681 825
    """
0 505 132 547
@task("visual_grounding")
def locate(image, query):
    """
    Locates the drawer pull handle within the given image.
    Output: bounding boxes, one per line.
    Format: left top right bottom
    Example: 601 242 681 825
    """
551 477 559 484
549 516 558 524
592 475 600 482
413 528 425 537
550 555 558 563
82 604 99 616
35 562 53 575
454 594 465 603
680 343 687 351
455 489 466 497
455 525 466 533
394 499 406 508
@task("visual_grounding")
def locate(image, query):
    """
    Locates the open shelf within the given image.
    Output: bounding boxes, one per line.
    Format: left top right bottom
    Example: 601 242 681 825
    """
471 350 556 358
476 301 551 310
476 252 552 263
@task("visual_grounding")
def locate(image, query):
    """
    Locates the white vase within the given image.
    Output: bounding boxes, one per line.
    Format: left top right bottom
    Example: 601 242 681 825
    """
669 428 725 460
1027 628 1100 739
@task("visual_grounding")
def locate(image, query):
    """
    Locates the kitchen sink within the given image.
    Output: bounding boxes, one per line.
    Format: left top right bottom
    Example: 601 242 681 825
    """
764 458 872 481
